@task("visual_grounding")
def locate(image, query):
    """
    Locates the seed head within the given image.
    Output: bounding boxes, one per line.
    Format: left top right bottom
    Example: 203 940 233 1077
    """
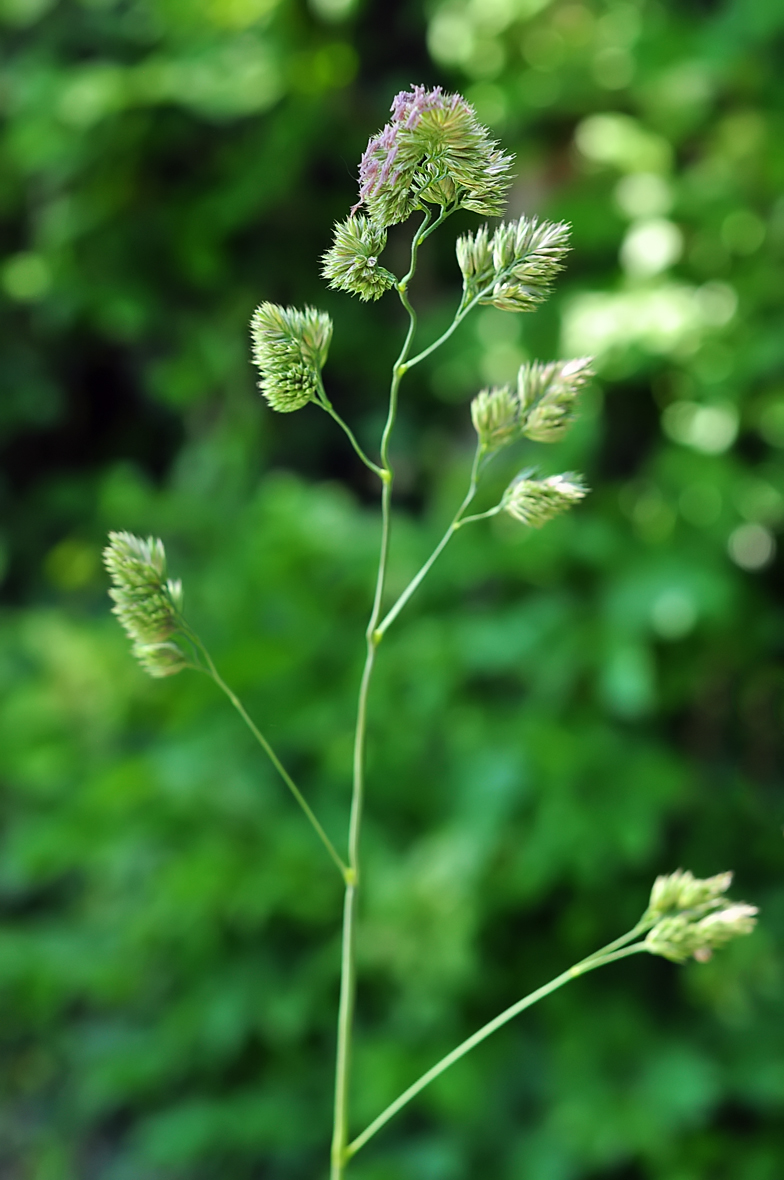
457 217 570 311
646 904 758 964
518 358 594 442
646 869 734 922
501 472 588 528
470 385 521 452
321 216 395 302
643 869 757 963
103 532 187 678
353 85 514 228
250 303 332 412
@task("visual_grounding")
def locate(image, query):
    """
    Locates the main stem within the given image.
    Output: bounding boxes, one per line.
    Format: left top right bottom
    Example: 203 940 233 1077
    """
331 209 434 1180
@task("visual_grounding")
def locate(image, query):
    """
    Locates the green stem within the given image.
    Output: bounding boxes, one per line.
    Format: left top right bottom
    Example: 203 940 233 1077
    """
402 289 478 372
580 919 651 963
186 630 348 882
374 443 485 641
403 261 525 375
455 504 503 528
331 208 433 1180
317 381 385 480
347 941 649 1160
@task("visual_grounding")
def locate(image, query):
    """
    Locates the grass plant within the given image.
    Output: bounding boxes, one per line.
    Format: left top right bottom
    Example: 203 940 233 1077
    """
104 86 757 1179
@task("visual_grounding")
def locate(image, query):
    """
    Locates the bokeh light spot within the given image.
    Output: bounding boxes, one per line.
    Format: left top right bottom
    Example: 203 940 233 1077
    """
662 401 738 454
2 252 52 301
614 173 673 219
593 46 634 90
758 400 784 447
650 588 697 640
728 524 775 571
575 113 672 173
620 218 683 277
45 539 101 591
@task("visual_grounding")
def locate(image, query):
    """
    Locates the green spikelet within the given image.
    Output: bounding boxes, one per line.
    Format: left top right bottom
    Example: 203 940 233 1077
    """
470 385 521 452
518 357 594 442
103 532 187 678
457 217 571 311
322 216 395 301
501 472 588 528
250 303 332 412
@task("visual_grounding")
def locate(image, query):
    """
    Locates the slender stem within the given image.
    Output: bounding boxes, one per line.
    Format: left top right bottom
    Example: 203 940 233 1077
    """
455 505 502 528
417 201 455 245
331 208 433 1180
404 263 525 375
186 630 348 881
317 381 385 480
375 443 485 640
580 919 651 963
402 290 477 372
347 941 649 1159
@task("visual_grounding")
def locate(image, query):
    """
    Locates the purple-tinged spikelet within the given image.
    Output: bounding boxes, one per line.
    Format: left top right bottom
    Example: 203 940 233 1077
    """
352 85 514 227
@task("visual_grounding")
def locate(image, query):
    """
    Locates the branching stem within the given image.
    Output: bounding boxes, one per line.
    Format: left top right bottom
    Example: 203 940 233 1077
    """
347 940 650 1159
317 380 385 479
184 627 348 881
374 443 485 640
402 263 528 375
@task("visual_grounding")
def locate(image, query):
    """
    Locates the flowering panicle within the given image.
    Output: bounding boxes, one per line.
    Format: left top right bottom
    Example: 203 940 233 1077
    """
517 358 594 442
501 472 588 528
321 216 395 302
471 358 593 453
250 303 332 412
103 532 187 678
642 869 758 963
353 85 514 228
457 217 570 312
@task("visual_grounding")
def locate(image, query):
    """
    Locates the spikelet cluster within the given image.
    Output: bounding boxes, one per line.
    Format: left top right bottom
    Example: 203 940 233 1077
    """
321 216 395 302
250 303 332 412
353 85 514 228
518 358 594 442
470 358 593 453
103 532 187 678
457 217 570 312
501 472 588 528
643 869 758 963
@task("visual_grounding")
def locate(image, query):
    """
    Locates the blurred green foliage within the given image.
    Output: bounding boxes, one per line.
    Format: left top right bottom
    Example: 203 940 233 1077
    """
1 0 783 1177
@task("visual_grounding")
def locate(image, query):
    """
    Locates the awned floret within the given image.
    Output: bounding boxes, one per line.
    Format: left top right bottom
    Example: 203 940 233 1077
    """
352 85 514 227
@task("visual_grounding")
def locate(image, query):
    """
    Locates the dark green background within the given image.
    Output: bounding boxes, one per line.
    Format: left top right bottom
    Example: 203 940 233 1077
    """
0 0 782 1177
